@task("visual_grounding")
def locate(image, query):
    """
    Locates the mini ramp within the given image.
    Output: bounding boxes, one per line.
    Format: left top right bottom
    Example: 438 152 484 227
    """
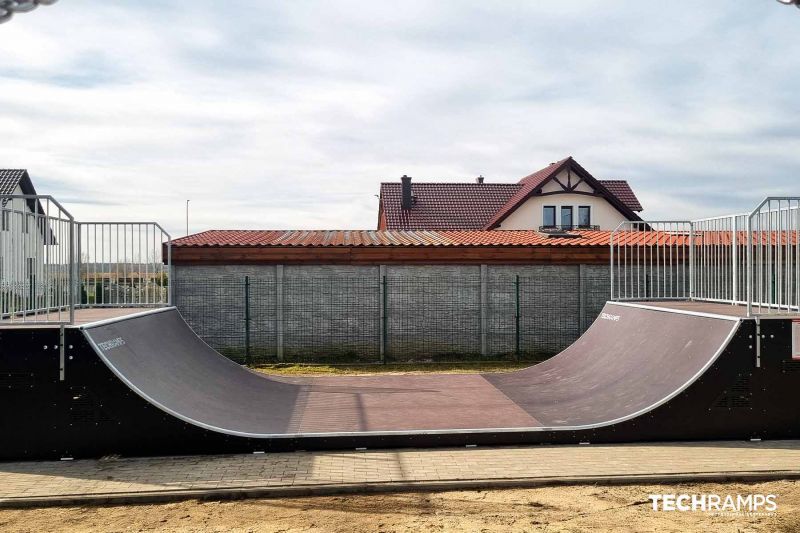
1 301 799 459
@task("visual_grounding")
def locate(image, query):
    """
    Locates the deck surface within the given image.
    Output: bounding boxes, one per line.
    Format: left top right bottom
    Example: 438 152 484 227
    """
1 307 159 328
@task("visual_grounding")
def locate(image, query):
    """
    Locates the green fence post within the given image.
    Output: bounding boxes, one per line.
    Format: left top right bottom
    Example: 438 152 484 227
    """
382 275 387 364
244 276 251 366
514 275 520 360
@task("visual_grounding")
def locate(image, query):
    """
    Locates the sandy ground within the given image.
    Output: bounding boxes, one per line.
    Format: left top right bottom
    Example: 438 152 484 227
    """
1 481 799 532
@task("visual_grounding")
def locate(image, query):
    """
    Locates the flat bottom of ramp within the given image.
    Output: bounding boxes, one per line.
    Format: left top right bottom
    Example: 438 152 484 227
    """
3 440 800 508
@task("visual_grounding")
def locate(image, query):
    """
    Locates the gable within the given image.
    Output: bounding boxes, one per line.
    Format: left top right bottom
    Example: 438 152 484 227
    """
539 168 596 194
483 157 642 229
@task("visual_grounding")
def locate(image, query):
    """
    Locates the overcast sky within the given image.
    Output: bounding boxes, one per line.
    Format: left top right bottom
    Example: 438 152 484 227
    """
1 1 799 236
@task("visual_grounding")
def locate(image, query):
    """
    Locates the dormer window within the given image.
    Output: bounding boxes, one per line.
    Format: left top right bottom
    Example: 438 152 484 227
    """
542 206 556 228
560 206 573 229
578 206 591 228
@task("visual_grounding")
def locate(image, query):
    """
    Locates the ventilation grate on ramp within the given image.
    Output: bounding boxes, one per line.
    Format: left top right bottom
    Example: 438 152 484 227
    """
781 360 800 373
69 387 114 425
712 374 752 410
0 371 36 388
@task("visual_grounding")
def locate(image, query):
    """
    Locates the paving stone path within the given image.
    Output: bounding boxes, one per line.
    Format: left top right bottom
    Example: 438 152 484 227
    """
2 440 799 507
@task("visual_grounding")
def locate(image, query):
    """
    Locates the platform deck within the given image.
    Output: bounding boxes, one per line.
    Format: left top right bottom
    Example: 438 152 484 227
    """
618 300 799 319
0 307 160 328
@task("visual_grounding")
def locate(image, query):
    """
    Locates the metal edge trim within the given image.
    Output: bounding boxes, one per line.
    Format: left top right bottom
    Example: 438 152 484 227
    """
608 301 743 322
79 307 176 330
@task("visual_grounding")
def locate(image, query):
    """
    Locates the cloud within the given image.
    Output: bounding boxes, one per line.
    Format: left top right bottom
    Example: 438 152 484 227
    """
0 0 799 235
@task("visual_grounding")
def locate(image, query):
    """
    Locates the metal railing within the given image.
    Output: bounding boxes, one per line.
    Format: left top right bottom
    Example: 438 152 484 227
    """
539 224 600 232
78 222 171 308
610 221 692 301
0 195 75 324
748 198 800 315
692 213 749 305
1 194 172 325
611 197 800 316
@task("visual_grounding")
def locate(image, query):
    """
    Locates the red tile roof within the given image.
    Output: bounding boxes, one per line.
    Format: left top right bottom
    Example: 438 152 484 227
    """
379 182 521 230
172 229 693 248
599 180 643 211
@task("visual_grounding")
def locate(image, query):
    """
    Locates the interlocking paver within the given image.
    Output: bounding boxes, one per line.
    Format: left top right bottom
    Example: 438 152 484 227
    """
1 440 800 506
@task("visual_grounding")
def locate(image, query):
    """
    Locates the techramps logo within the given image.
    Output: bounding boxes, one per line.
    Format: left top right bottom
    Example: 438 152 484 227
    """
97 337 126 352
649 493 777 517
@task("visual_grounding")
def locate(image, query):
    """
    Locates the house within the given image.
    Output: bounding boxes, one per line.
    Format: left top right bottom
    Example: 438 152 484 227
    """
377 156 643 231
0 169 53 311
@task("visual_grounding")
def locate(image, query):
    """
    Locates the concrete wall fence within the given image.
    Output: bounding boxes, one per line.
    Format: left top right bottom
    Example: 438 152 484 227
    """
172 264 612 365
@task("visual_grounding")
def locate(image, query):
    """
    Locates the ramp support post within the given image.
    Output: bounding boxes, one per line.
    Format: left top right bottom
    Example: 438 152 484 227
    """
755 317 761 368
58 325 65 381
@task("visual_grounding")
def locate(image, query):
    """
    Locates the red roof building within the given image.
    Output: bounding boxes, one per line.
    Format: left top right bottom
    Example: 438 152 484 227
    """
169 229 689 266
377 156 643 231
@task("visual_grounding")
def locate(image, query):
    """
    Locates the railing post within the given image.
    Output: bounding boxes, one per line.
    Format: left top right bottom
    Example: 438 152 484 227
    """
732 216 738 304
167 238 173 305
689 222 695 300
747 214 753 317
610 228 615 300
68 218 75 325
244 275 250 365
75 221 81 310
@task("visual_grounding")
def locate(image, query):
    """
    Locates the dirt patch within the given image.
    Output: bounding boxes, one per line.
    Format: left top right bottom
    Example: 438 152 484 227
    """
251 362 532 376
1 481 799 532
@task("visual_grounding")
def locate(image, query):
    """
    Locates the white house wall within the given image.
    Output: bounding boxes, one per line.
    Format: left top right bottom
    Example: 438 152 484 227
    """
496 192 629 230
0 184 48 285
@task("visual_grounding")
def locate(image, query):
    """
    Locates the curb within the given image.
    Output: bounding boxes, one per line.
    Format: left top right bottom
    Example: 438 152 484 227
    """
2 470 800 509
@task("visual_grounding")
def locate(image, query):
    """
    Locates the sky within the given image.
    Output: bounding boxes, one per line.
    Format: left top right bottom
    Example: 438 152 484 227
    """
1 1 799 237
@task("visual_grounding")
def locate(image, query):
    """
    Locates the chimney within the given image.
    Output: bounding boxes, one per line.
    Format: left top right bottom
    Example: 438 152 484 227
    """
401 175 413 210
476 175 484 184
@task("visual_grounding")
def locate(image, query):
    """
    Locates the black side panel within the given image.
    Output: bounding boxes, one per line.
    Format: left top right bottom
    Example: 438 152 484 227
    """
2 312 800 459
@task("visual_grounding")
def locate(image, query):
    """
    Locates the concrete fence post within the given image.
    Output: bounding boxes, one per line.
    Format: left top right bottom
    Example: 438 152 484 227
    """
379 265 386 363
276 264 284 362
579 264 586 333
244 275 250 365
480 264 488 357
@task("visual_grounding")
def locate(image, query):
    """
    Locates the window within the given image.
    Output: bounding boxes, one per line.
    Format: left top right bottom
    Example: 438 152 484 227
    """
542 206 556 227
560 206 573 228
578 206 591 227
0 210 8 231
